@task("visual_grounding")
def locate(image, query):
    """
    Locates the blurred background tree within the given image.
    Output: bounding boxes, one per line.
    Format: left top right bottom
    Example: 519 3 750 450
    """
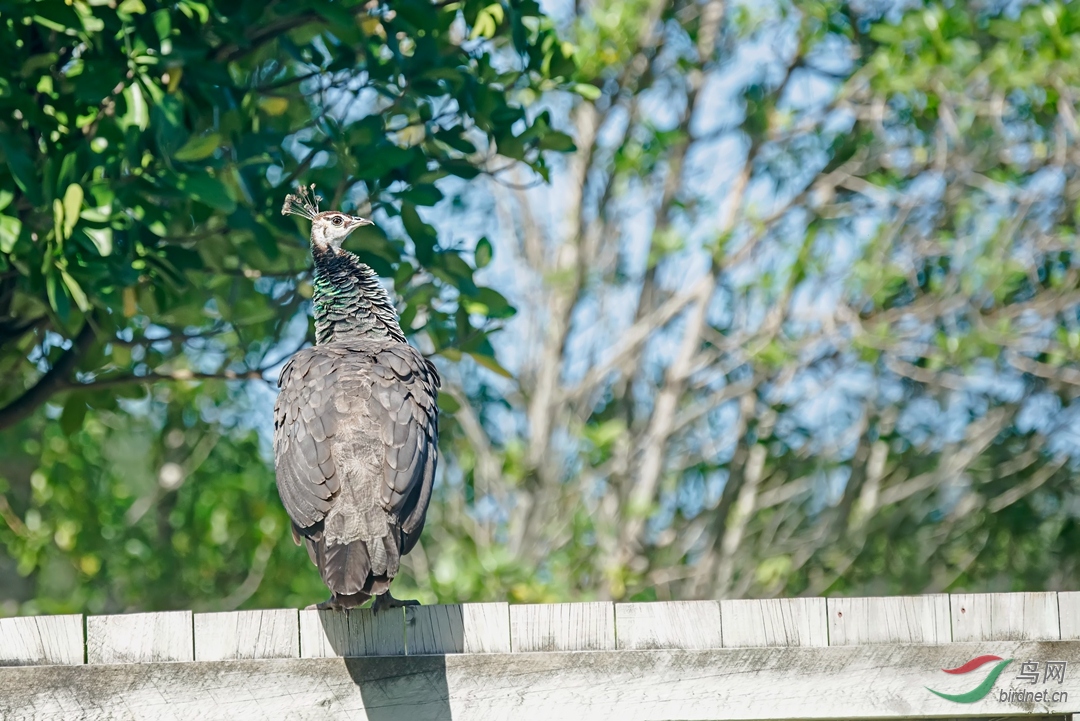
425 0 1080 604
1 0 1078 615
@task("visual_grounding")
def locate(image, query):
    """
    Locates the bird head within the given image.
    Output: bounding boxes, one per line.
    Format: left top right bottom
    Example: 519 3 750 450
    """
281 184 374 252
308 211 374 251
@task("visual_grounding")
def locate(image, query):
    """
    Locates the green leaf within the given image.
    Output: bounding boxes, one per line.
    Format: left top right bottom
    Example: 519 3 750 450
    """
117 0 147 15
435 129 477 154
179 173 237 213
46 271 70 323
20 52 58 74
173 133 224 162
59 393 89 435
538 132 576 152
470 3 504 39
468 351 513 378
437 393 461 414
573 83 601 100
475 237 492 268
122 83 149 130
152 8 172 41
431 252 478 294
443 160 481 179
62 184 83 239
308 0 355 28
84 227 113 257
401 203 437 264
53 198 65 242
0 215 21 253
258 97 289 116
0 135 41 204
399 184 444 207
476 287 515 318
61 269 92 312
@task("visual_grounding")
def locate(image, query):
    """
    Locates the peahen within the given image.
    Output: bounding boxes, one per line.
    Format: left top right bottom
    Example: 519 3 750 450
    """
275 185 440 611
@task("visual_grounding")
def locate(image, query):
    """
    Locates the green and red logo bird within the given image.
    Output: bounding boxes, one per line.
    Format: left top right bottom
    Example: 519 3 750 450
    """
927 655 1013 703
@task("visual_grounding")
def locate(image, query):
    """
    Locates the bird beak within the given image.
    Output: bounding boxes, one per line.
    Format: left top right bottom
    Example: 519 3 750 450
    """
350 216 374 227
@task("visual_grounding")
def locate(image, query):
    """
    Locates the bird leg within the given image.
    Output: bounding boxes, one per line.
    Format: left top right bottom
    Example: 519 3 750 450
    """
306 592 371 611
371 590 420 614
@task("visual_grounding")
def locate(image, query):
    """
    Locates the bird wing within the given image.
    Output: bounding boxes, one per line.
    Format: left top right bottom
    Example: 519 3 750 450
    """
273 347 342 532
367 344 440 554
273 343 440 551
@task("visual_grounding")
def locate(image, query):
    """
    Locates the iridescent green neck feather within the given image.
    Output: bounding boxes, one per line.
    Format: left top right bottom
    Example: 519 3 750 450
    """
311 245 406 344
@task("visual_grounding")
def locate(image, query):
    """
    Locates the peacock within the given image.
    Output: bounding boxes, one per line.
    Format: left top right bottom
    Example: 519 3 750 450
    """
275 185 440 611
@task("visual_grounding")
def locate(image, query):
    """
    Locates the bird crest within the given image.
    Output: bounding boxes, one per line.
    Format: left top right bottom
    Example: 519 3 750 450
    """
281 183 321 220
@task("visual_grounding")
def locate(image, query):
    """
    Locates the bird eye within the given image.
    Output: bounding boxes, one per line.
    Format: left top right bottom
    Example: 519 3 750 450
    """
332 216 343 226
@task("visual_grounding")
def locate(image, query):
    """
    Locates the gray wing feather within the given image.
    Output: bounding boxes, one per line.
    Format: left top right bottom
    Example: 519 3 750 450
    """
274 342 440 590
273 351 339 528
368 346 439 539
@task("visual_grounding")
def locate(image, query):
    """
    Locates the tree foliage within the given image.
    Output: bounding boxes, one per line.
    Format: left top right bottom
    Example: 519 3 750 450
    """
2 0 1080 616
0 0 572 613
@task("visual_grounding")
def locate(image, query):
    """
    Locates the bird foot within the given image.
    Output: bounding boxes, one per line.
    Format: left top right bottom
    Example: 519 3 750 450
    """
371 591 420 614
306 592 371 611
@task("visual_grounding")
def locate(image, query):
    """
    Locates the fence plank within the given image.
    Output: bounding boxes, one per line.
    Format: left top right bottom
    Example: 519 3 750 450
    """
86 611 193 664
720 598 827 647
461 602 511 653
194 609 299 661
299 608 405 658
3 642 1080 720
951 592 1060 642
615 601 722 650
1059 592 1080 640
510 602 615 652
828 595 951 645
405 603 510 655
0 615 84 666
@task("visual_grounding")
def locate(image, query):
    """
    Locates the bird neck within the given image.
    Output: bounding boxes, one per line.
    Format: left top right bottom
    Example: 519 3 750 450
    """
311 245 407 345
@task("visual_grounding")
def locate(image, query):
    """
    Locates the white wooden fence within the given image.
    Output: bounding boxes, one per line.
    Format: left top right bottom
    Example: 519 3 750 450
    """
3 592 1080 720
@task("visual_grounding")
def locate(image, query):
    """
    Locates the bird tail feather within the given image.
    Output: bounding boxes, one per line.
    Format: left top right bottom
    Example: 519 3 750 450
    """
312 533 401 597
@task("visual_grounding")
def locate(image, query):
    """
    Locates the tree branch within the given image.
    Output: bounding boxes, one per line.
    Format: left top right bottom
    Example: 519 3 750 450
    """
61 368 271 391
0 316 97 432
